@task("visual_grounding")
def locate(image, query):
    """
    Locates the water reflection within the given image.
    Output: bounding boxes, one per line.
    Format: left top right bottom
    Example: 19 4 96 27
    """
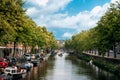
21 53 119 80
69 55 120 80
32 67 38 80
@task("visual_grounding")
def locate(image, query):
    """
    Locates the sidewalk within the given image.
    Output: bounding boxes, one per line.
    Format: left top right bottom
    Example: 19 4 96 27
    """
83 51 120 60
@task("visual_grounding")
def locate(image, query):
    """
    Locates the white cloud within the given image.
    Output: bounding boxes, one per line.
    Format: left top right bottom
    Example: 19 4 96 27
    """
62 32 73 38
38 0 49 6
111 0 120 3
25 0 109 30
45 3 109 31
24 0 113 39
26 7 39 17
91 6 102 16
24 0 49 7
25 0 72 14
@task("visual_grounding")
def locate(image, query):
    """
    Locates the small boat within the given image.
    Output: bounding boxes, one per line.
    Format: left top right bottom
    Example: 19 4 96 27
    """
19 61 33 72
4 66 27 79
58 53 63 56
58 52 63 56
0 74 12 80
57 50 63 57
31 59 39 66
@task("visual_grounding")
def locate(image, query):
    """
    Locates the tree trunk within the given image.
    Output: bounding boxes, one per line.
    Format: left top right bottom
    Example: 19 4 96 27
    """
113 45 116 58
107 50 109 57
24 45 27 54
13 41 16 57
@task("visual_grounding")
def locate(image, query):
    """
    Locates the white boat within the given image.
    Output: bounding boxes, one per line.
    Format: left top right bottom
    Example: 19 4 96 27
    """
57 50 63 56
4 66 27 78
31 59 39 66
58 53 63 56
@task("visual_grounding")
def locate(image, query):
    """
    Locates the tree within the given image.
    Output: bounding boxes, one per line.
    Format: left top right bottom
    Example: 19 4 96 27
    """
65 1 120 58
96 2 120 57
0 0 58 56
0 0 16 45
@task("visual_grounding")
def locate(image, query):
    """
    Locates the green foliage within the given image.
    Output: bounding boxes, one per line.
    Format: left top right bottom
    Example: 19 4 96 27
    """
0 0 58 54
65 2 120 57
77 54 92 62
93 59 120 75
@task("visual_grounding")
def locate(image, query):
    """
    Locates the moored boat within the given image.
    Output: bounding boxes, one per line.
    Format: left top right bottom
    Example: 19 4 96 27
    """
58 53 63 56
19 61 33 72
31 59 39 66
0 74 12 80
4 66 27 79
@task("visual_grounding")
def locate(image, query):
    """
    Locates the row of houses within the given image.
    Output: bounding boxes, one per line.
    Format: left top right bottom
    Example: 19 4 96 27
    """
0 43 30 58
0 40 65 58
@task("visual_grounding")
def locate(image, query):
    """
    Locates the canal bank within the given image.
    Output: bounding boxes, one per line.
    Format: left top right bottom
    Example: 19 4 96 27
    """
74 53 120 76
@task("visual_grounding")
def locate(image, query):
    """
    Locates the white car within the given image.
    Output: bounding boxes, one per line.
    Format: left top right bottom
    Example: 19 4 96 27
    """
31 54 35 59
24 54 31 61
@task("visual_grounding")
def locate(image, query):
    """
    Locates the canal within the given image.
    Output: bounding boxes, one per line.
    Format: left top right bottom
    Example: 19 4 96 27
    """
23 53 119 80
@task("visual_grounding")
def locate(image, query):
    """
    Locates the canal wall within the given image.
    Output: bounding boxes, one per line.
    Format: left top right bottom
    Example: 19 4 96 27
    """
83 53 120 64
74 53 120 75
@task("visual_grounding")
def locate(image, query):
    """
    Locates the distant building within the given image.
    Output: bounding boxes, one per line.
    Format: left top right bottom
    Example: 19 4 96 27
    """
57 40 65 48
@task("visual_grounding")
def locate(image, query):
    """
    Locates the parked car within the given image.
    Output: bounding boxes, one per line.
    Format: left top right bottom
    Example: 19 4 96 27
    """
24 54 31 61
5 57 17 66
0 58 8 74
0 58 8 68
31 54 35 59
35 53 41 59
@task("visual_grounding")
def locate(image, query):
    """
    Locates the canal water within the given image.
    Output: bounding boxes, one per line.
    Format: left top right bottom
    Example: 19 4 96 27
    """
23 53 119 80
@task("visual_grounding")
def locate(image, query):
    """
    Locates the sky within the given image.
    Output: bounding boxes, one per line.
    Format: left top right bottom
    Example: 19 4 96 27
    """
23 0 119 40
